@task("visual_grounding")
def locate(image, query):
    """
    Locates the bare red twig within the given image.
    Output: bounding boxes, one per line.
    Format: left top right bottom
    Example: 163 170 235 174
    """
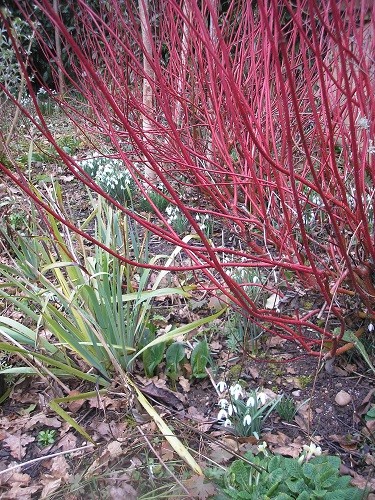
1 0 374 356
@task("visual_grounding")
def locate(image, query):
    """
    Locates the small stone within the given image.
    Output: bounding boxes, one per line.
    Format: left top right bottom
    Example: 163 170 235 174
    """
335 390 352 406
292 390 301 397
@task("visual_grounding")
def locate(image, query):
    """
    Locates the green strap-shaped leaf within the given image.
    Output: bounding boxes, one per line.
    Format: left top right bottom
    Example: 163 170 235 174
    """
49 390 107 443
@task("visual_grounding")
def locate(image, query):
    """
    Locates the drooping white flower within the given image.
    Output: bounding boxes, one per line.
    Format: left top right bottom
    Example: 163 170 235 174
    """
217 409 228 421
227 404 237 416
243 414 252 426
230 383 244 400
368 323 374 332
218 399 229 409
223 418 232 427
257 392 267 405
216 381 227 393
246 396 256 407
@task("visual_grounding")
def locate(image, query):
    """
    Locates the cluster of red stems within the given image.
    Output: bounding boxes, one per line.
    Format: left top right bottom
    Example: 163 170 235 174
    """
1 0 374 357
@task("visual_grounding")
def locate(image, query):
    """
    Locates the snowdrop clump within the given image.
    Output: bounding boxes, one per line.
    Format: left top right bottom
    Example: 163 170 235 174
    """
78 156 134 203
216 382 281 438
164 207 215 237
195 213 214 239
165 205 190 234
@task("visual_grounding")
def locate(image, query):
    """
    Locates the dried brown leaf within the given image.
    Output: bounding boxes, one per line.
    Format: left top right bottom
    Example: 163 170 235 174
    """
88 394 124 411
272 443 302 458
208 441 235 464
4 432 35 460
0 471 31 487
294 414 310 432
2 483 40 500
363 419 375 436
56 432 77 451
108 485 137 500
85 441 123 477
40 478 63 498
25 414 62 431
210 341 222 351
248 367 259 380
356 388 375 419
340 464 375 493
330 434 360 451
184 474 217 499
262 432 289 446
42 455 70 481
67 390 87 413
160 441 175 461
179 376 191 392
139 382 185 410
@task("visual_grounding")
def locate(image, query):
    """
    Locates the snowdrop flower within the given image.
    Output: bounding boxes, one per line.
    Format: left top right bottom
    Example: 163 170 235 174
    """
246 396 256 407
243 414 252 426
227 404 237 417
368 323 374 332
257 392 267 405
216 381 227 393
217 409 228 421
230 383 244 400
223 418 232 427
218 399 229 409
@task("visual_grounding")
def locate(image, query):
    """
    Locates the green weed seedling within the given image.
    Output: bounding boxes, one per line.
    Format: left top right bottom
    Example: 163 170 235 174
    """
297 375 313 389
37 429 57 447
